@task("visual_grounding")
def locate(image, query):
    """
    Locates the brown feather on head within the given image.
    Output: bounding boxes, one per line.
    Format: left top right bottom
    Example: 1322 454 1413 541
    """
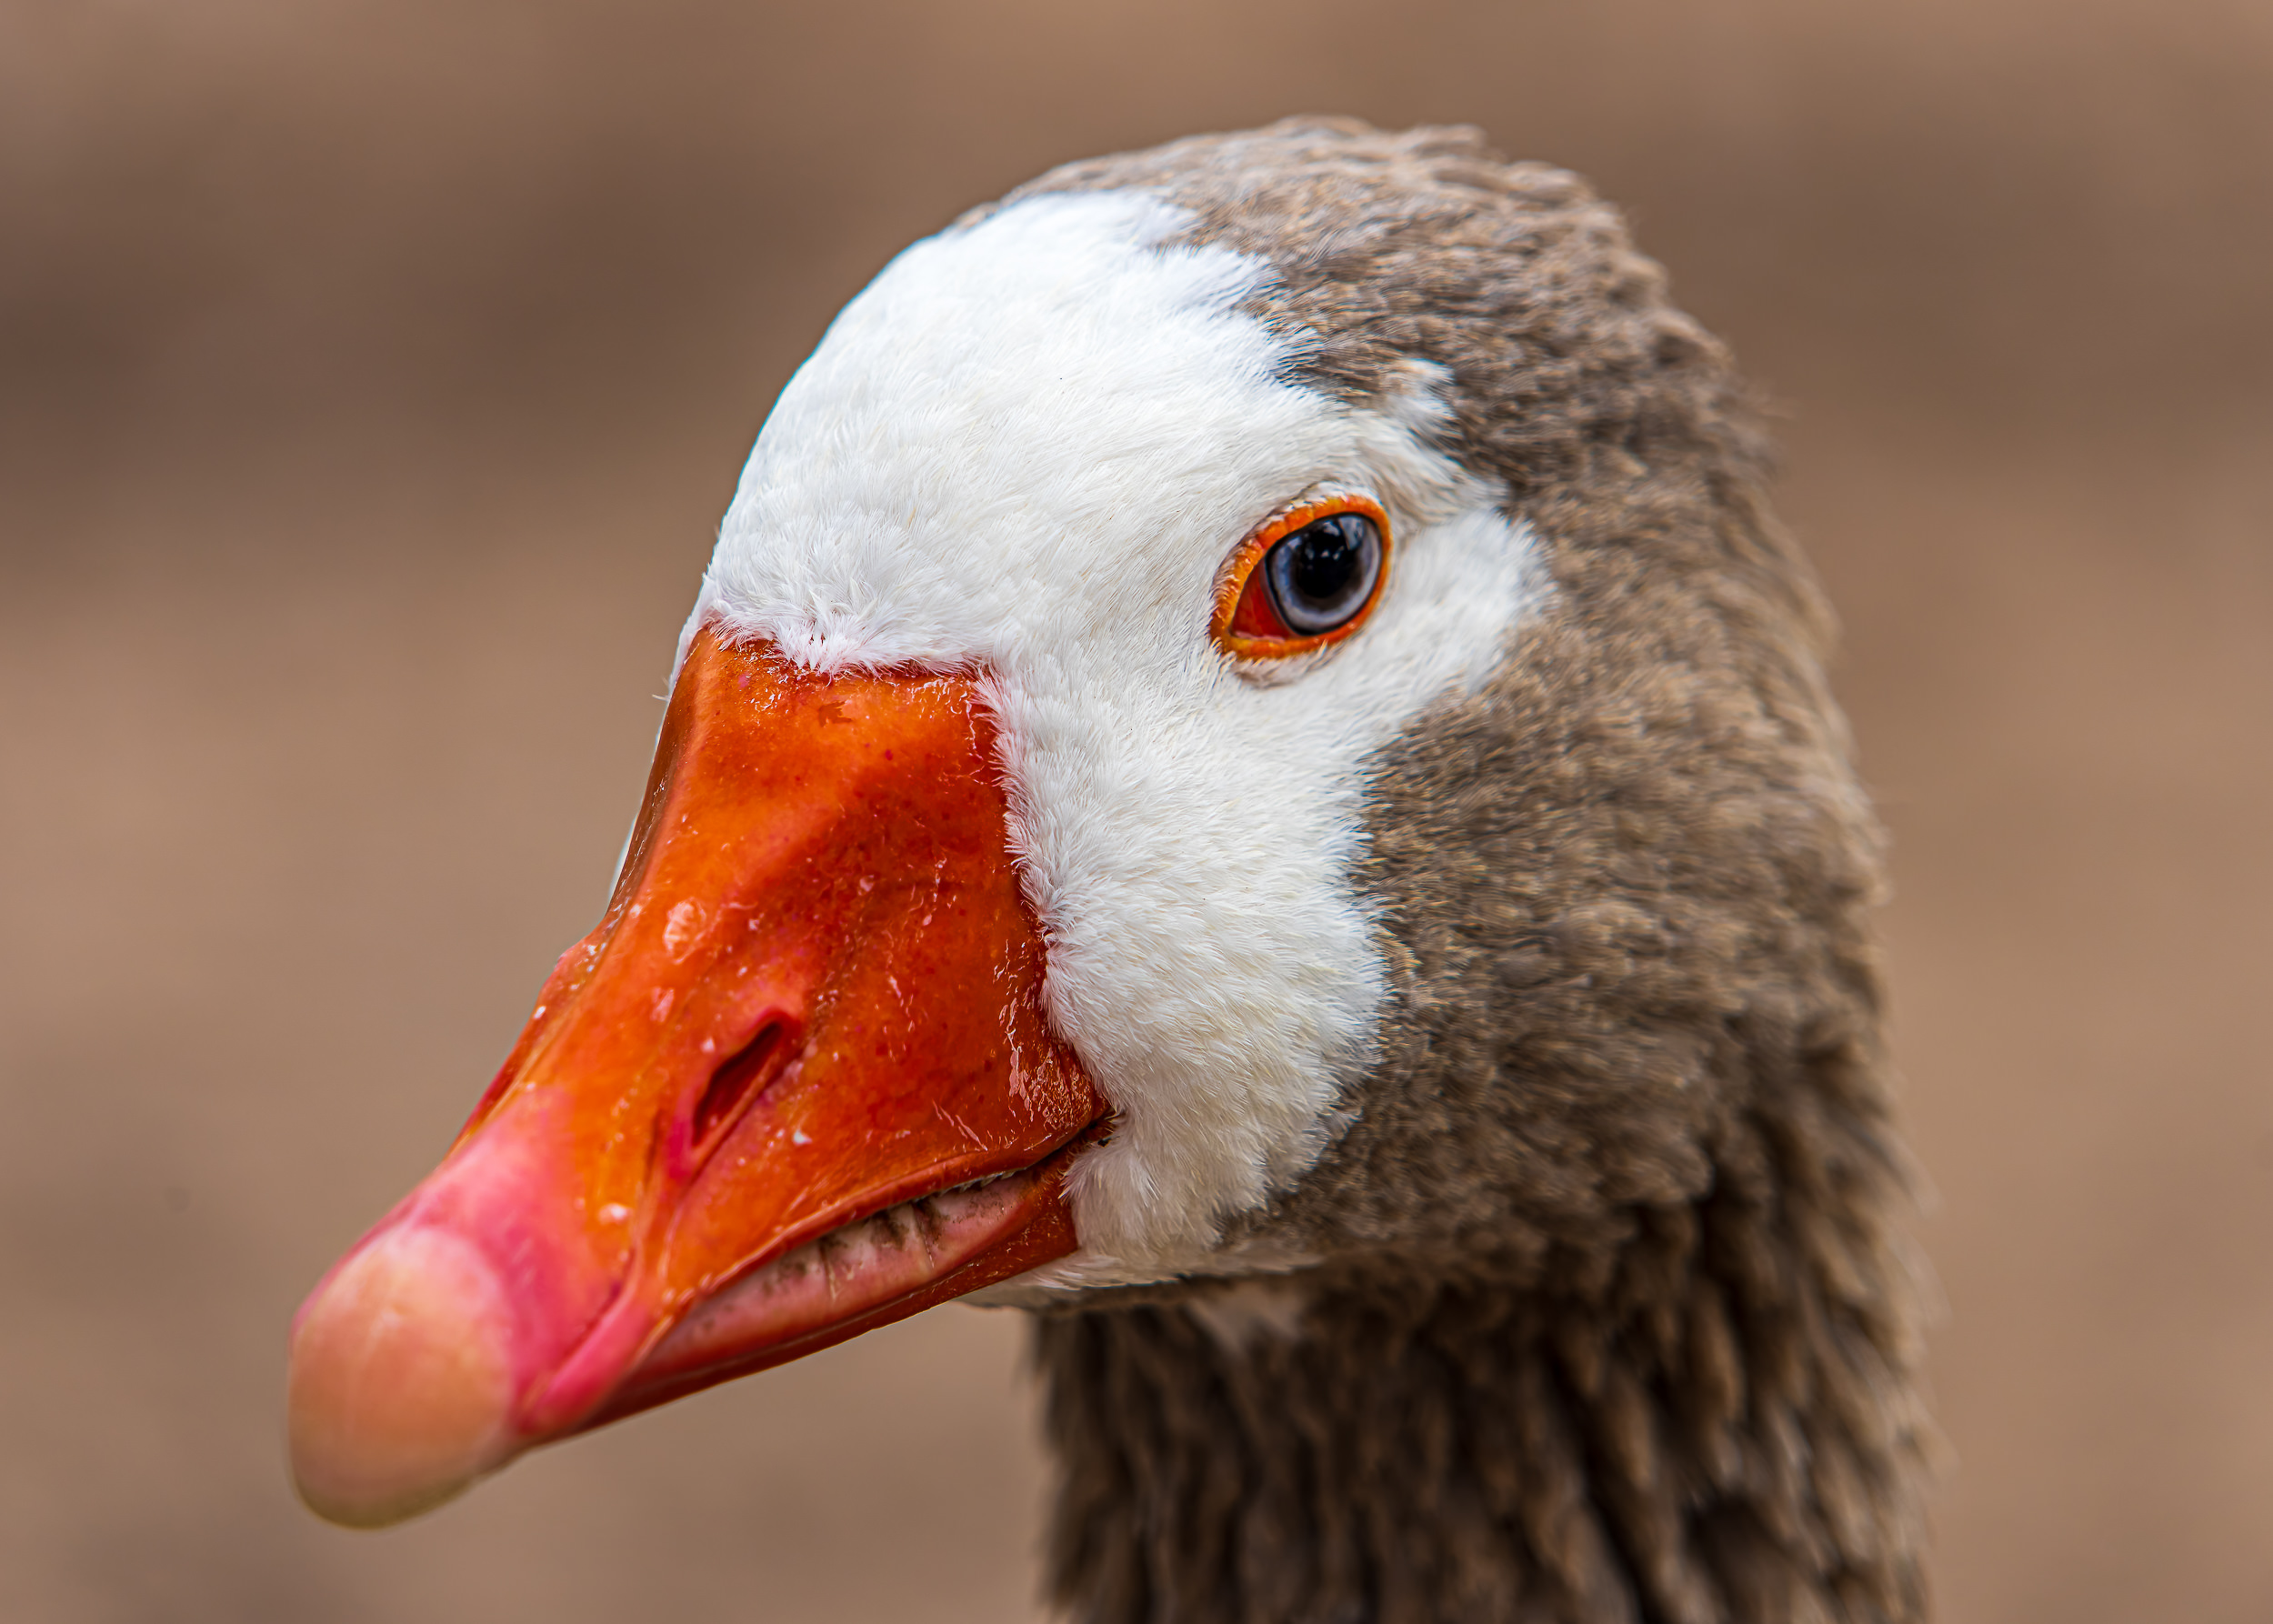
1015 118 1931 1624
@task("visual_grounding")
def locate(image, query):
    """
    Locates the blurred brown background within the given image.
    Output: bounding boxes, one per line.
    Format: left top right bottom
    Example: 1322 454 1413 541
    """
3 0 2269 1619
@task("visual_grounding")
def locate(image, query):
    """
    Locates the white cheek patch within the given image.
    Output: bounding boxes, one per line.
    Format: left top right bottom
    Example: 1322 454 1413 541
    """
692 192 1535 1289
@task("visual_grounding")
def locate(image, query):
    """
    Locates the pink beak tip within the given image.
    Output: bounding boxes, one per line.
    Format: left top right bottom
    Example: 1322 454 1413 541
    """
285 1225 520 1529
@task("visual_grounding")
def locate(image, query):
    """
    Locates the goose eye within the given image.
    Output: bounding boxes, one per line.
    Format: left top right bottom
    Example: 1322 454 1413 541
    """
1266 513 1381 634
1213 496 1394 659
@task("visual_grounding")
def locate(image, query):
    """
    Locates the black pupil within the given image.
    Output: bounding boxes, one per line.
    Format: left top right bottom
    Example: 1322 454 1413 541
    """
1288 523 1360 601
1267 512 1378 633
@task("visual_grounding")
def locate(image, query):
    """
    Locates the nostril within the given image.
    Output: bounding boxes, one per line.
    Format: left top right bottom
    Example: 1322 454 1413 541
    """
693 1018 792 1150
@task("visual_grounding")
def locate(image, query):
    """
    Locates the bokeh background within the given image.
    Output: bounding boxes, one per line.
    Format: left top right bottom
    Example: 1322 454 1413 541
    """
5 1 2269 1619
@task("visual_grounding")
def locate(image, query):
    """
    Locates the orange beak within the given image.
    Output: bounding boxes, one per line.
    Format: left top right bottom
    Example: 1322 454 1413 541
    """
285 625 1106 1527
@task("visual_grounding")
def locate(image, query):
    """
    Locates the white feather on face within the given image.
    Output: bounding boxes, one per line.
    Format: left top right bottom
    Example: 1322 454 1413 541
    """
691 191 1536 1290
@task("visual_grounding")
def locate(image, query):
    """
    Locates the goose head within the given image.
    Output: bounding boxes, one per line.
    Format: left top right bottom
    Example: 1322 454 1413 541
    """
287 118 1910 1573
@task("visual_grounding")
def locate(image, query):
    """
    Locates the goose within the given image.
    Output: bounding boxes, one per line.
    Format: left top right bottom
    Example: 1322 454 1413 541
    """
285 117 1932 1624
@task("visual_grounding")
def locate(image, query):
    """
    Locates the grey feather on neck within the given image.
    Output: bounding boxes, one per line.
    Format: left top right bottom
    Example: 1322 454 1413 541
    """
1014 119 1935 1624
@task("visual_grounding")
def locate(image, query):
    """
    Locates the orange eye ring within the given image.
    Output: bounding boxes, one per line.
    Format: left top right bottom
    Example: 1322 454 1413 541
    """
1210 495 1394 660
